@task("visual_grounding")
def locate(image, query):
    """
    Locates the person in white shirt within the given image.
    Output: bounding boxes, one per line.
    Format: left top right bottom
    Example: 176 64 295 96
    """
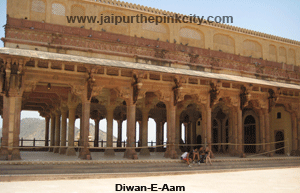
181 152 192 167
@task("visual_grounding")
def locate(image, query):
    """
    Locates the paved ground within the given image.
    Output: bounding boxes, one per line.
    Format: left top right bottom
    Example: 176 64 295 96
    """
0 167 299 193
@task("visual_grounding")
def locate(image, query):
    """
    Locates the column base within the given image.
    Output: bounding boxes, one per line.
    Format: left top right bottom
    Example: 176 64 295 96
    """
48 148 54 152
124 149 138 159
11 149 21 160
59 147 67 155
139 148 150 156
229 150 240 157
78 148 91 160
164 148 178 159
53 147 59 153
66 147 77 156
175 146 182 155
104 149 115 156
290 150 300 156
265 152 274 157
0 148 9 160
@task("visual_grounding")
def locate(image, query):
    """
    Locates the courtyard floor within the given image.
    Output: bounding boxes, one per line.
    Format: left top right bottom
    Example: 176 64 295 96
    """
0 167 299 193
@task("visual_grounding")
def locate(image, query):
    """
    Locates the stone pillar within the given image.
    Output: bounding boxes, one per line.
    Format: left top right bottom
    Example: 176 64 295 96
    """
183 122 188 144
192 120 197 145
140 109 150 155
53 111 61 153
66 106 77 156
164 101 178 159
78 100 91 159
0 95 22 160
161 122 165 148
218 120 222 152
94 118 100 147
44 116 50 147
105 107 115 156
298 117 300 150
237 107 243 154
259 110 265 152
155 119 161 151
124 99 137 159
49 113 55 152
206 104 212 150
292 114 298 151
117 120 123 147
187 122 191 145
175 111 182 154
222 119 227 152
264 109 271 156
138 121 142 147
231 107 238 155
59 108 68 154
228 109 234 154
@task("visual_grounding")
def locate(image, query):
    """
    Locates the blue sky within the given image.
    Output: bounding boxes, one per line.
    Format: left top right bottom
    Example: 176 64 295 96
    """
0 0 299 141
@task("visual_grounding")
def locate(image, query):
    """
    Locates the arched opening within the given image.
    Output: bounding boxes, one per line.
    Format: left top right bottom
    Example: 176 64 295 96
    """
244 115 256 153
275 131 284 154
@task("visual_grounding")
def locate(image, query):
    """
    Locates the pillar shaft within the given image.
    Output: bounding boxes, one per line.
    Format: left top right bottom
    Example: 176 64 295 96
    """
298 118 300 150
117 120 123 147
106 108 114 147
44 116 50 147
0 96 22 160
49 113 55 152
66 106 76 156
206 105 212 150
259 110 265 152
292 114 298 151
141 110 148 147
164 102 178 159
53 112 61 153
140 109 150 155
59 109 67 154
105 107 115 155
237 107 243 154
94 118 100 147
264 109 271 154
124 99 137 159
78 100 91 159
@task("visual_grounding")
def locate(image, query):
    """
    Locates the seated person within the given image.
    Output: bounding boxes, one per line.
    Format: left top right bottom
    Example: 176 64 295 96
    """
192 147 200 164
180 151 192 167
205 147 213 165
199 146 206 163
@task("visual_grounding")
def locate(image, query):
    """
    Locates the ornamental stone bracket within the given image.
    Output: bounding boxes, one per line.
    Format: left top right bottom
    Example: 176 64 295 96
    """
209 80 221 108
240 84 253 110
173 76 186 106
268 88 280 112
1 57 25 97
132 71 145 104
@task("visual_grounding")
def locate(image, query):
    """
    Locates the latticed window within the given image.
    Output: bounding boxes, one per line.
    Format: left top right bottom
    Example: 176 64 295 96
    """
31 0 46 13
71 5 85 16
179 28 201 40
52 3 65 16
142 23 167 33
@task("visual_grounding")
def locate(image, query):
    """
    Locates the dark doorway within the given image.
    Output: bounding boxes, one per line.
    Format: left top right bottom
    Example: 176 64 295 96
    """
275 131 284 154
244 115 256 153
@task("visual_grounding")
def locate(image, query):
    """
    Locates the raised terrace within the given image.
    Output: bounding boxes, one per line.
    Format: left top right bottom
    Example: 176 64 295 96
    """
0 0 300 161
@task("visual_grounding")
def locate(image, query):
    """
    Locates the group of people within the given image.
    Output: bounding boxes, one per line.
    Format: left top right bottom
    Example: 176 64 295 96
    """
181 146 213 167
